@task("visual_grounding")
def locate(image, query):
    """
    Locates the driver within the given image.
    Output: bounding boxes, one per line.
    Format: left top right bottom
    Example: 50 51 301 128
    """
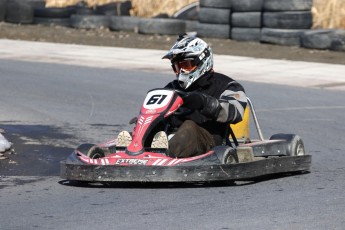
152 34 248 158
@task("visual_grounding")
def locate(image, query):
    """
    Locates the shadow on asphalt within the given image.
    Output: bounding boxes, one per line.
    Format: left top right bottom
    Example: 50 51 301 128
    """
58 171 310 189
0 124 75 176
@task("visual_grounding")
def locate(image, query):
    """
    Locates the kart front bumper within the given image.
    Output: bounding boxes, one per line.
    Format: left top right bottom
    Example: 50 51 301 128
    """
60 153 312 183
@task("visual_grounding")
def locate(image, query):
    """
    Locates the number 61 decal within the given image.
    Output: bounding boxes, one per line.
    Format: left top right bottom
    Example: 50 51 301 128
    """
143 90 174 110
146 95 167 105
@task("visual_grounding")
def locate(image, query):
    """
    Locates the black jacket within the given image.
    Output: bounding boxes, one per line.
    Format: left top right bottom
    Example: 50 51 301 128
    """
165 71 247 145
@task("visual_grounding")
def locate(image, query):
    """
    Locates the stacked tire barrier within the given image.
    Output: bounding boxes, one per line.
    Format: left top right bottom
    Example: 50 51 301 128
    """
196 0 231 39
261 0 313 46
1 0 344 52
0 0 6 22
34 5 75 27
138 18 185 35
230 0 263 42
109 16 140 32
3 0 132 30
5 0 34 24
301 29 345 52
70 5 109 30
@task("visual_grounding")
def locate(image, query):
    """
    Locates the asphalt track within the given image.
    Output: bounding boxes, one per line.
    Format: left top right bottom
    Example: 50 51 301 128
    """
0 40 345 229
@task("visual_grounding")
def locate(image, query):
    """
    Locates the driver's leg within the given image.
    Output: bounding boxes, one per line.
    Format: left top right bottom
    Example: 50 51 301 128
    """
168 120 215 158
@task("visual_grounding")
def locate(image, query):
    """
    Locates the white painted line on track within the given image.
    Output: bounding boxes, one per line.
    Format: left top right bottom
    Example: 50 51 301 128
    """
0 39 344 90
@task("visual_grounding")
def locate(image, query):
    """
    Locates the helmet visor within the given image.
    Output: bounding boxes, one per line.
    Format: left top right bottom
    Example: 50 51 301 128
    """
172 59 198 74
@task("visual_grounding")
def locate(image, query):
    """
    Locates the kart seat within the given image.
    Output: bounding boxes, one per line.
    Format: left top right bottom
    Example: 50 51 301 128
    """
229 97 264 144
230 106 250 141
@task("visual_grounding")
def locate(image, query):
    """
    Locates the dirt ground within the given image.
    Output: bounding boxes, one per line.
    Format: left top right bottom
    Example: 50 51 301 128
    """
0 22 345 65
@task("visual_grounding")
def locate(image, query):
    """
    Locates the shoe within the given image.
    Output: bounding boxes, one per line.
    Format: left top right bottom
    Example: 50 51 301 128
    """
151 131 169 149
116 131 132 147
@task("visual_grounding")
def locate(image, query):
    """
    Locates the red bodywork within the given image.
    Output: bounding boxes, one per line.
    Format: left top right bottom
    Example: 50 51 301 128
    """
74 89 215 167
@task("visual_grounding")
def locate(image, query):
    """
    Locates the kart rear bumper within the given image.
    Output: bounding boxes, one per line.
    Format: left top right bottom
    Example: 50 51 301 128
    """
60 154 312 183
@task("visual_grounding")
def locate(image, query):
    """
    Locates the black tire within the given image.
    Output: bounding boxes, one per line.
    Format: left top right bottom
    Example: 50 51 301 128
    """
263 0 313 11
138 18 185 35
301 29 345 51
186 20 198 32
330 30 345 52
231 0 263 12
197 22 230 39
198 7 231 24
86 146 105 159
172 2 199 21
76 143 97 156
30 0 45 9
261 28 306 46
213 146 238 164
96 1 131 16
263 11 312 29
231 28 261 42
5 0 34 24
34 6 76 18
269 134 305 156
95 2 118 16
34 17 71 27
70 14 110 29
231 12 261 28
199 0 231 9
109 16 140 32
118 0 131 16
0 0 6 21
75 5 96 15
151 13 170 19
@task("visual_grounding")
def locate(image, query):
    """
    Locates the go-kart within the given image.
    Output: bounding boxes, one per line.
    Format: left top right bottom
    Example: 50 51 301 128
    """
60 89 311 183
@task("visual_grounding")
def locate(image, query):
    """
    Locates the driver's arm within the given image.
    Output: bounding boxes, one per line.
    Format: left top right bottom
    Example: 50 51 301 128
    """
216 81 247 124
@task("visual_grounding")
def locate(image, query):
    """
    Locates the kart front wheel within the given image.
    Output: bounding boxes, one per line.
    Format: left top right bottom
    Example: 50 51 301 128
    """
213 146 239 164
224 149 239 164
86 145 105 159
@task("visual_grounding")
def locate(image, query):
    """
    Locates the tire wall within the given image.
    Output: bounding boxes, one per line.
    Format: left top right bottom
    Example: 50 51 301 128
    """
0 0 6 22
230 0 263 42
229 0 314 45
261 0 313 46
197 0 231 39
196 0 345 52
1 0 344 52
3 0 132 28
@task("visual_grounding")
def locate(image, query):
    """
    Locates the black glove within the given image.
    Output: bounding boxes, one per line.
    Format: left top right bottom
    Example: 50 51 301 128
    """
182 92 205 110
183 92 221 118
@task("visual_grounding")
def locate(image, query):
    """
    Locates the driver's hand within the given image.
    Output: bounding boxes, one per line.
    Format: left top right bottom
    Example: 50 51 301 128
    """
183 92 221 119
182 92 205 110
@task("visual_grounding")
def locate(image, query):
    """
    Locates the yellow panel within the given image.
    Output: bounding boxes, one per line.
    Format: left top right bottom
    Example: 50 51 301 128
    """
230 107 250 139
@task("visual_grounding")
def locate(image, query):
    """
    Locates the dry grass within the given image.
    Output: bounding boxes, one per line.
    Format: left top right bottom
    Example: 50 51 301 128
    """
45 0 81 7
312 0 345 29
45 0 126 7
130 0 197 17
45 0 197 13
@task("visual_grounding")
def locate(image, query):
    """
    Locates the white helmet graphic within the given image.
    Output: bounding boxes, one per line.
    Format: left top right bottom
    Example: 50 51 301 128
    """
162 35 213 89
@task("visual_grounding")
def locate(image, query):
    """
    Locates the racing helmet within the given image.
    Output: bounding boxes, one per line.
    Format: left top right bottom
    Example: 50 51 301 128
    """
162 35 213 89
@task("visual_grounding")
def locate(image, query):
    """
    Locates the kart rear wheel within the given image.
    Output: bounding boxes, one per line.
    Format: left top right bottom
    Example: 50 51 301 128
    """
86 145 105 159
270 134 305 156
